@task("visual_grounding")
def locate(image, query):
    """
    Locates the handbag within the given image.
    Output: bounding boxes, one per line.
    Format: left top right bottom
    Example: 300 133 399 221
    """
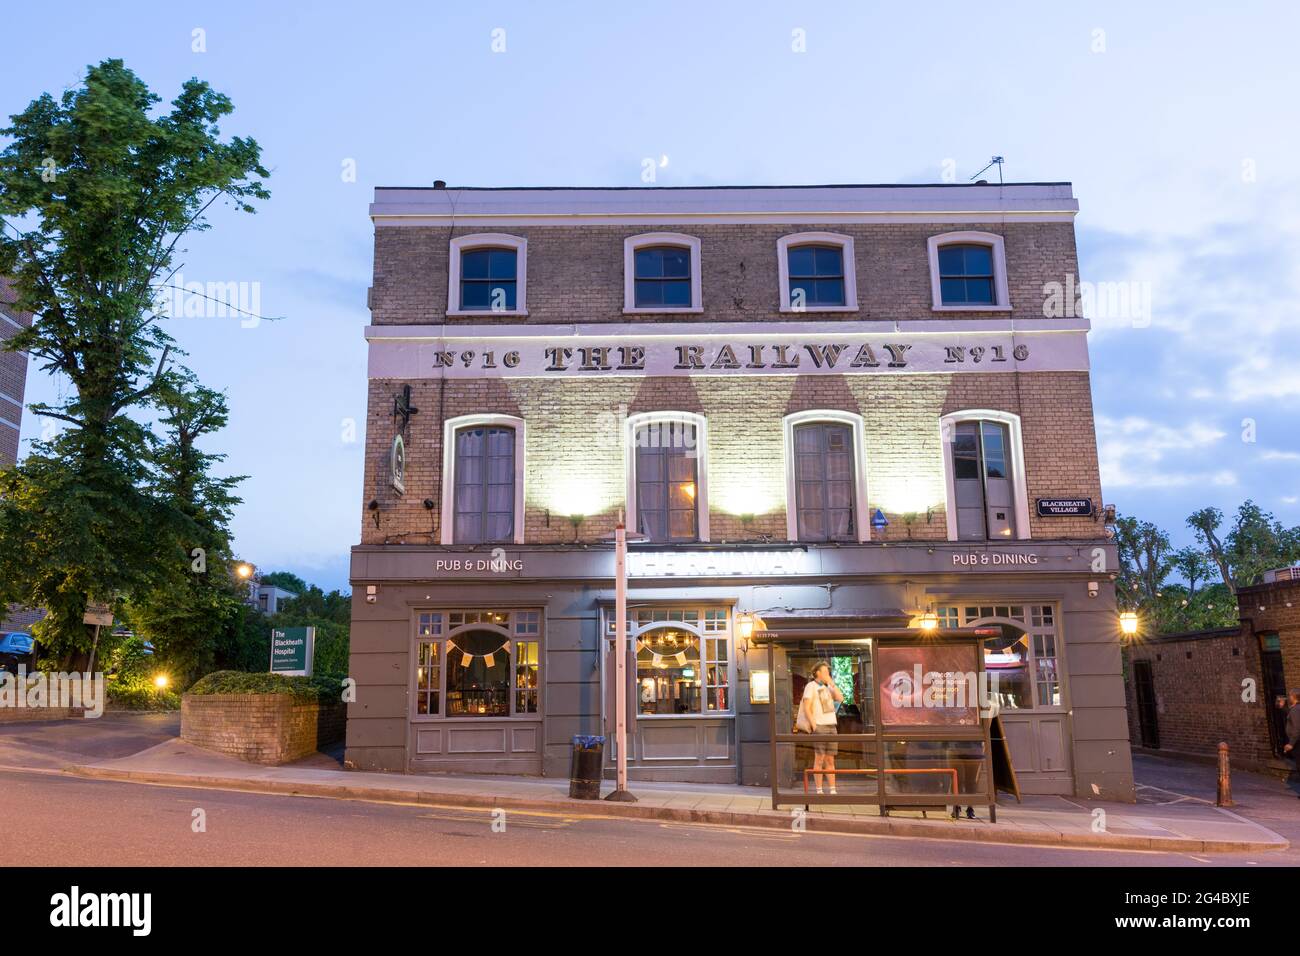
795 695 814 734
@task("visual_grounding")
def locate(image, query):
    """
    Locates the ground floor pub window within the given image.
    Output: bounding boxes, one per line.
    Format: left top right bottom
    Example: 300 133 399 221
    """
414 609 543 719
637 626 701 715
936 604 1060 709
607 606 733 717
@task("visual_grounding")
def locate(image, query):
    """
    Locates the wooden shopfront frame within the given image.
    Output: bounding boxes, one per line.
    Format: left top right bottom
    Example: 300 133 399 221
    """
763 627 998 821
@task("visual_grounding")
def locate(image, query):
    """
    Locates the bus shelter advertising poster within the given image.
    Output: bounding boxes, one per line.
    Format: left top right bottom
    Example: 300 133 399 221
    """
877 644 981 727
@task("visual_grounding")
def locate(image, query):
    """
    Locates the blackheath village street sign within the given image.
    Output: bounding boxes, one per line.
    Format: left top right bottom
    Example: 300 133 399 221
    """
1036 497 1094 517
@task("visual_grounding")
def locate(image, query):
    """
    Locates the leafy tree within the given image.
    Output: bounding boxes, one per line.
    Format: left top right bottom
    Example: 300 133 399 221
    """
0 59 267 663
259 571 307 594
1113 515 1172 610
125 373 247 684
1188 501 1300 593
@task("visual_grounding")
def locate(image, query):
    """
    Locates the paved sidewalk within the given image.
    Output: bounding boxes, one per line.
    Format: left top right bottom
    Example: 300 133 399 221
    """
64 738 1288 854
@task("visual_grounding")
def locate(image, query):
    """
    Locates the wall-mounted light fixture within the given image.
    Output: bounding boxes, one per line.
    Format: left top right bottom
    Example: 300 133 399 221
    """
735 611 766 654
919 610 939 632
1119 610 1139 637
569 513 584 541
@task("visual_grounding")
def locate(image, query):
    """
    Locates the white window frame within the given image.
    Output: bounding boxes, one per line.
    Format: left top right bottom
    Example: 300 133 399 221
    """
447 233 528 316
782 410 870 543
441 413 526 546
937 604 1066 713
599 606 735 720
927 230 1011 312
623 233 703 314
776 231 858 312
938 409 1031 541
624 410 710 542
411 610 545 720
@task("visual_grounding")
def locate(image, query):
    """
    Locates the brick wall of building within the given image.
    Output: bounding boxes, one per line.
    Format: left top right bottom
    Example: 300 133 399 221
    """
1239 577 1300 698
181 694 347 765
361 213 1104 548
1122 630 1277 768
371 220 1078 326
357 370 1105 546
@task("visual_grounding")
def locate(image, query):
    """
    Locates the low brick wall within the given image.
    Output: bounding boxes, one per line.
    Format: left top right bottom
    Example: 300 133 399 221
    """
0 706 85 723
181 694 346 765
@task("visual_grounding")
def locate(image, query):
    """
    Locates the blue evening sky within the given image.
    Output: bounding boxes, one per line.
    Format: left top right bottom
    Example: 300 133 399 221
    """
3 1 1297 592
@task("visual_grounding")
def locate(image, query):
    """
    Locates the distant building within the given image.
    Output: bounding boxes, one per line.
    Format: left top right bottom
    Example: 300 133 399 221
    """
1123 566 1300 773
1 278 38 634
0 277 30 469
249 583 299 616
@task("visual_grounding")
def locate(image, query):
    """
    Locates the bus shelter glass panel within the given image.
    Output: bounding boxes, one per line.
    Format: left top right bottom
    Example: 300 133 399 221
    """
786 645 874 732
882 740 988 799
775 738 882 796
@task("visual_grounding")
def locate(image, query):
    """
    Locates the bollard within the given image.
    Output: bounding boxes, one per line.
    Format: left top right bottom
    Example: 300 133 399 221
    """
1216 741 1233 807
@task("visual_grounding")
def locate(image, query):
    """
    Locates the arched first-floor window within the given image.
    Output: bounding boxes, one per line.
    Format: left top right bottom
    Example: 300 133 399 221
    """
783 410 869 542
625 411 709 543
939 409 1031 541
441 414 526 545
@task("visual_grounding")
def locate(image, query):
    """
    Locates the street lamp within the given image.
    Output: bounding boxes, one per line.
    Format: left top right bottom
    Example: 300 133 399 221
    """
153 674 170 689
235 562 254 580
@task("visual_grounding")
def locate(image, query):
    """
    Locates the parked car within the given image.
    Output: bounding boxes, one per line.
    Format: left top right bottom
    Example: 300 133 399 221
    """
0 632 36 674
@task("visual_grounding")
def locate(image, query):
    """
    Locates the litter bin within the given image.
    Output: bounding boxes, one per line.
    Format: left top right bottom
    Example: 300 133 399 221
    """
569 734 605 799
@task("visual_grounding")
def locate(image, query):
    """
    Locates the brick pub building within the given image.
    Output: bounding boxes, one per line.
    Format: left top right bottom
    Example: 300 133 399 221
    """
346 183 1135 800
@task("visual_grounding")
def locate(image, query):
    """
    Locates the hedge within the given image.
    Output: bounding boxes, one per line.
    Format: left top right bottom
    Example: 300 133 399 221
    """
186 670 345 703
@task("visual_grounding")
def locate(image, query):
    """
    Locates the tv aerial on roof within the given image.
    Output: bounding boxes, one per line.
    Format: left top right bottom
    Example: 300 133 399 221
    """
970 156 1005 184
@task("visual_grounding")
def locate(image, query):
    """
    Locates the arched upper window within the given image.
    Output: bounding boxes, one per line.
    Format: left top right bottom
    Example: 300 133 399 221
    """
625 411 709 542
447 234 528 315
777 232 858 312
440 414 526 545
927 231 1010 311
939 409 1030 541
623 233 702 313
782 410 870 543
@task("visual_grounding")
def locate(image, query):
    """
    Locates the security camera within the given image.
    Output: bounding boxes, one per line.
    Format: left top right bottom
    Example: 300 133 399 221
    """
423 498 435 510
1087 581 1099 598
365 584 378 605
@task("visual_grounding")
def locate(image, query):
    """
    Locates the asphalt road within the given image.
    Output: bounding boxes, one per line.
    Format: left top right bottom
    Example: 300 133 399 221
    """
0 765 1289 867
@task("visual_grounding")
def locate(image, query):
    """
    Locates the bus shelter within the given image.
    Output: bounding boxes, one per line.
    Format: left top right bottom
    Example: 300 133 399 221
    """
758 621 999 821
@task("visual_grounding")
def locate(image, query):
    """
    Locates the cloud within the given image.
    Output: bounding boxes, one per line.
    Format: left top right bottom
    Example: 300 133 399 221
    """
1096 415 1237 489
1081 218 1300 406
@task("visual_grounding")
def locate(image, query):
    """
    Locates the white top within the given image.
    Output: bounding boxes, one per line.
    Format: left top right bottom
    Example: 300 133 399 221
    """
802 680 839 726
